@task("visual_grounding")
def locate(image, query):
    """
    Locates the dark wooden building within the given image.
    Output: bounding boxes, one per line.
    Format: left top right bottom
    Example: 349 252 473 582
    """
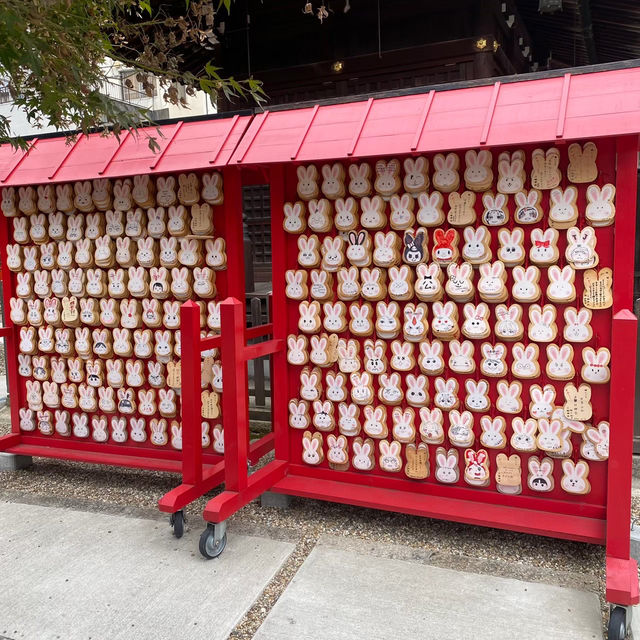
215 0 640 109
207 0 640 288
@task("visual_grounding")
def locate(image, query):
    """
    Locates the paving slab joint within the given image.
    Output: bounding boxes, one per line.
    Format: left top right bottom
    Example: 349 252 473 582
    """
0 453 33 471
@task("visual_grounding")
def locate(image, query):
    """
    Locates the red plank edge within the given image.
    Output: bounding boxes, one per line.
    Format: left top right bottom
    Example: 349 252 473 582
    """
4 443 183 473
271 474 606 544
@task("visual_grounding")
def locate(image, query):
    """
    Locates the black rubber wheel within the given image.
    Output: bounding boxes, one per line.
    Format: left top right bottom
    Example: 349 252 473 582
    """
608 607 627 640
199 525 227 559
171 511 185 539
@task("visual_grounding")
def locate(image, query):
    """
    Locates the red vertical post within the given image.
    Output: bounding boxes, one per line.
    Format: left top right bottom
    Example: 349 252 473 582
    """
605 136 640 606
180 301 203 485
222 167 247 312
607 311 637 560
605 136 640 562
220 297 249 491
269 165 290 461
612 136 638 313
0 214 20 434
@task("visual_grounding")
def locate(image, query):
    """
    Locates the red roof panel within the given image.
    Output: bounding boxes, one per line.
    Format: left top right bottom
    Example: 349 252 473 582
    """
0 115 251 187
232 67 640 165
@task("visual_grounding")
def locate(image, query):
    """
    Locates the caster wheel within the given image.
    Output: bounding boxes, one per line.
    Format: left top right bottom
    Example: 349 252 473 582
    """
608 606 627 640
170 510 185 539
199 524 227 559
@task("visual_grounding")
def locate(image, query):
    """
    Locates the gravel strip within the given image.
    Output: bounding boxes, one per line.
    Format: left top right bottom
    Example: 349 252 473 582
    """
228 534 318 640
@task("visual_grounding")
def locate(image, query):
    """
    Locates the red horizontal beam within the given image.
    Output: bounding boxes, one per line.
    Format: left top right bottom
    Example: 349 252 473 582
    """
4 443 183 473
203 459 287 522
243 338 283 361
200 335 222 351
0 433 21 449
271 475 606 544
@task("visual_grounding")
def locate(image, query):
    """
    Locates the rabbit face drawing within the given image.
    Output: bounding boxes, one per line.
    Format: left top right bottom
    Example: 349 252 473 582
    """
348 163 371 198
432 154 459 191
283 202 305 233
296 165 319 200
586 184 615 224
565 227 598 269
334 197 357 231
289 400 309 430
351 373 374 405
496 382 522 414
563 308 592 342
352 440 374 471
465 380 489 411
321 163 344 199
379 441 402 473
434 378 457 410
379 373 403 404
337 404 358 436
404 157 429 193
511 418 537 452
561 460 589 494
528 457 553 492
435 449 458 483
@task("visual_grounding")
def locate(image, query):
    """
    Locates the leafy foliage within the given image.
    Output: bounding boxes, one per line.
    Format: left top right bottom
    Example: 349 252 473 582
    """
0 0 266 149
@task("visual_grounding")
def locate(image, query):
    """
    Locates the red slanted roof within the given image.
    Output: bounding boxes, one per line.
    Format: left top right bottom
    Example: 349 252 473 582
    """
230 67 640 165
0 115 251 186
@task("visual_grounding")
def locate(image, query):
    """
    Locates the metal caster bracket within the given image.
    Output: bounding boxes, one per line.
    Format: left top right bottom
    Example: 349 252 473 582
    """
199 520 227 559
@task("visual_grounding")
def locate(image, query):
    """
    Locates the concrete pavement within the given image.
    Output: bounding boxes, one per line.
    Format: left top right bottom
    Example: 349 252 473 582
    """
0 499 610 640
253 539 604 640
0 501 294 640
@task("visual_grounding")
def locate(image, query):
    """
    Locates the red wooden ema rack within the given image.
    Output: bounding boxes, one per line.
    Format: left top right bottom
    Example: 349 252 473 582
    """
195 67 640 616
0 115 277 534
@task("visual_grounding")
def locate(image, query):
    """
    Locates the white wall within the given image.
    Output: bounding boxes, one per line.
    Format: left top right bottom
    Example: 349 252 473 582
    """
0 101 58 138
1 60 214 139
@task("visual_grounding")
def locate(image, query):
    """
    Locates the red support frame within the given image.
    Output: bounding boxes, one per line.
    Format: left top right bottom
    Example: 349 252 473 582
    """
156 302 275 514
201 297 286 524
